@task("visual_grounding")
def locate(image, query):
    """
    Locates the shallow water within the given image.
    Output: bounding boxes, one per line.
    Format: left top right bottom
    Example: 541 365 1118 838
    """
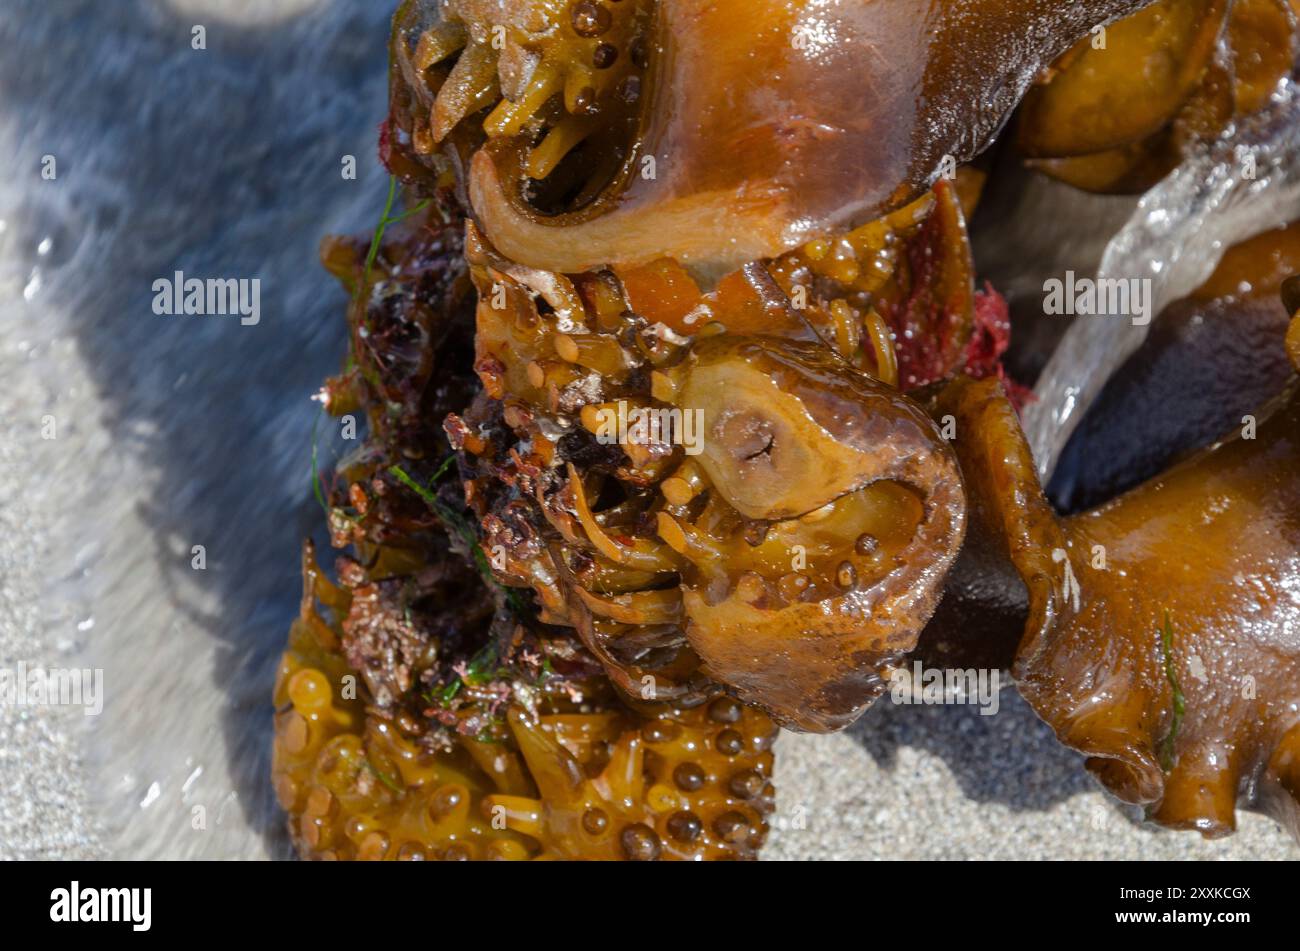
0 0 393 858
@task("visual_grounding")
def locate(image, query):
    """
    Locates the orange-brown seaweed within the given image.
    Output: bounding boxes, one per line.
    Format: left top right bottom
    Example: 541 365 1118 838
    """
277 0 1300 861
273 545 776 860
1018 0 1299 193
390 0 1153 272
451 179 1007 731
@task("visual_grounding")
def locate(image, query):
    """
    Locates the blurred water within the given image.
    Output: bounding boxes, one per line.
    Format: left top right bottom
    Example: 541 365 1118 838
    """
1025 82 1300 482
0 0 393 858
